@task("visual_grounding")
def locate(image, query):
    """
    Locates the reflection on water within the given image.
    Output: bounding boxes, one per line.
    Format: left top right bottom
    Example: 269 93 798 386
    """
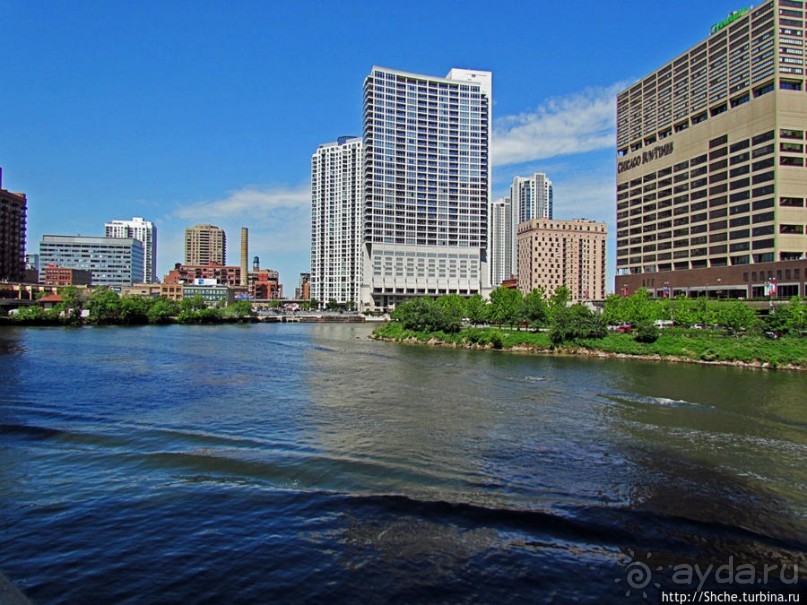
0 323 804 603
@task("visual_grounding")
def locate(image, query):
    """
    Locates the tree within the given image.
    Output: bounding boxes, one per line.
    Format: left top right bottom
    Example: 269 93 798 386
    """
463 294 488 326
11 305 57 324
59 285 84 317
119 296 150 324
549 304 606 345
147 297 180 324
549 286 571 311
523 288 549 330
785 297 807 333
435 294 465 322
225 300 255 320
603 288 663 325
391 297 462 333
87 288 122 323
181 294 207 312
716 300 758 334
488 287 524 328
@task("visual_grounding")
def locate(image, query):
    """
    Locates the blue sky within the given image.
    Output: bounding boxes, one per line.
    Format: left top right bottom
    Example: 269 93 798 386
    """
1 0 749 292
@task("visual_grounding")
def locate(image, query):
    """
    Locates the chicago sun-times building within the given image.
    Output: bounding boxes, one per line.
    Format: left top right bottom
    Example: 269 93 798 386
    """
616 0 807 299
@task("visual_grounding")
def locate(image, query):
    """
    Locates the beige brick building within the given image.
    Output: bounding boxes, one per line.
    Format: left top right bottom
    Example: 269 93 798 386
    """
184 224 226 266
616 0 807 298
517 219 607 302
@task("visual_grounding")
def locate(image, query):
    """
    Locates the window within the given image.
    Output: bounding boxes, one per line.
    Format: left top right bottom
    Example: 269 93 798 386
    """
781 128 804 139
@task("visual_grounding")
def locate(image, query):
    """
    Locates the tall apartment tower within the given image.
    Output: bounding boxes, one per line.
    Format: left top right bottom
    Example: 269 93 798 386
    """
105 217 157 283
184 224 226 266
616 2 807 298
512 173 553 224
0 169 27 282
310 136 364 306
361 66 492 309
517 218 607 302
490 197 516 287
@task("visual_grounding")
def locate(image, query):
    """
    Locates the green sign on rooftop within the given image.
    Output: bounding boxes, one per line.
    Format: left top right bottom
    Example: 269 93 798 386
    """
711 8 750 35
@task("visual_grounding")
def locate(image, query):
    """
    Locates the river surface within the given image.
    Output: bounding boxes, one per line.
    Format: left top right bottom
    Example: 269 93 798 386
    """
0 323 804 603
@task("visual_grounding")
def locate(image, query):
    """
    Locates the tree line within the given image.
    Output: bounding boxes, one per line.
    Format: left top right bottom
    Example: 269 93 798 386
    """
7 287 256 326
389 286 807 345
391 286 608 345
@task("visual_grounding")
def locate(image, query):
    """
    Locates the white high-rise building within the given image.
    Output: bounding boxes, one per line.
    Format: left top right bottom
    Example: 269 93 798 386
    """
361 66 492 309
105 217 157 283
310 136 364 307
490 197 516 287
511 173 553 224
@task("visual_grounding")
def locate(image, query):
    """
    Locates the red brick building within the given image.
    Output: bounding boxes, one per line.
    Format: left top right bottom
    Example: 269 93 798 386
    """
164 263 241 287
250 269 282 300
164 263 282 300
43 265 92 286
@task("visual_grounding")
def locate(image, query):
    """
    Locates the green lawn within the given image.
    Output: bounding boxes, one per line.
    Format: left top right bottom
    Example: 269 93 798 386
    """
373 323 807 368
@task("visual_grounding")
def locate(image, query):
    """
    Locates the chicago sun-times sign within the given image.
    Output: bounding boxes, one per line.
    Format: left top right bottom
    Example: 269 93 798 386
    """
617 142 674 174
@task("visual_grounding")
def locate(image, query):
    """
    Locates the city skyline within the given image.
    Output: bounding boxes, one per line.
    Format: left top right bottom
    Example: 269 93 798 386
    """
1 1 754 291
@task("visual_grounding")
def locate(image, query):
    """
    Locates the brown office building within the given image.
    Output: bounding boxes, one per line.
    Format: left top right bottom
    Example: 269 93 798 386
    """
517 218 607 302
616 1 807 299
0 170 27 282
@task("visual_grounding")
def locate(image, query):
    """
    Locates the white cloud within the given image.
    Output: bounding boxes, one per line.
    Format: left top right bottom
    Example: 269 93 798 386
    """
552 173 616 224
492 83 628 167
160 184 312 284
173 184 310 222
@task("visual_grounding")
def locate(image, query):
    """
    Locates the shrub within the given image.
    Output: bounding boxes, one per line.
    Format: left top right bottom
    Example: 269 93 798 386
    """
549 304 607 345
634 320 660 343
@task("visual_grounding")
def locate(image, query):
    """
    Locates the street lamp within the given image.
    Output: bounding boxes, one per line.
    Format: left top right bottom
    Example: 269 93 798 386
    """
717 277 722 300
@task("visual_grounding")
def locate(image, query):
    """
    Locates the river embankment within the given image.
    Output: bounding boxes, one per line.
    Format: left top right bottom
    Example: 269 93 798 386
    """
372 322 807 370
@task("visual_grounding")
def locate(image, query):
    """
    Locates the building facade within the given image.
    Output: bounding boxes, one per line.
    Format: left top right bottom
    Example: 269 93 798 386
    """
43 265 92 286
361 66 492 309
310 136 364 306
183 284 234 306
121 283 184 300
39 235 144 288
616 1 807 298
184 224 226 266
512 173 553 223
164 263 241 287
105 217 157 284
490 197 516 287
249 269 282 300
164 262 281 300
517 218 607 302
296 272 311 300
0 171 27 282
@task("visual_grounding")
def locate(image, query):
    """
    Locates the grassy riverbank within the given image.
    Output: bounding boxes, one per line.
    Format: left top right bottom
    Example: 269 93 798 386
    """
372 322 807 369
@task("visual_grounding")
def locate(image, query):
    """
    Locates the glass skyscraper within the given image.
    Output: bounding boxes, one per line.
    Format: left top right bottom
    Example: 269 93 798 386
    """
361 66 492 309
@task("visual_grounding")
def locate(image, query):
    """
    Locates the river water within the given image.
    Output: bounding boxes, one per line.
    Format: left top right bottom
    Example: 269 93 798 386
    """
0 323 804 603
